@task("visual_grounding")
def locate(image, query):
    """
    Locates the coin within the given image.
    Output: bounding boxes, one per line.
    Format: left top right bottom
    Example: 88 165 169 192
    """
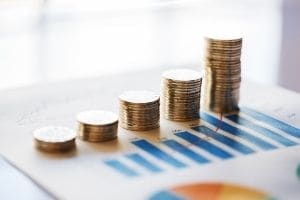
161 69 202 121
33 126 76 152
119 90 159 104
202 37 242 113
119 90 160 131
77 110 118 142
162 69 202 82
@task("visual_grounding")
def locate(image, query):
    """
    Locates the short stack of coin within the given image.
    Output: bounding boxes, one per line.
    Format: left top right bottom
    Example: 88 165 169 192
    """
77 110 118 142
33 126 76 152
161 69 202 121
119 90 160 131
203 37 242 113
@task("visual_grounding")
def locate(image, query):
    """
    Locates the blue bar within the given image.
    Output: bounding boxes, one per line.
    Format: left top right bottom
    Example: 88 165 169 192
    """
162 139 210 164
125 153 163 173
226 114 297 146
175 131 233 159
241 107 300 138
131 140 187 168
104 159 139 177
149 191 184 200
192 126 255 154
200 112 277 150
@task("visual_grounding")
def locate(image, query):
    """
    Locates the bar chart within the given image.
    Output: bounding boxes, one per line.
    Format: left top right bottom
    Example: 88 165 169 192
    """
104 107 300 177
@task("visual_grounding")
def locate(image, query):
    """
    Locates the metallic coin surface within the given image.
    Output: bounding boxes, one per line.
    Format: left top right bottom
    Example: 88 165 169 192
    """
161 68 202 121
77 110 118 142
119 90 160 131
77 110 118 126
33 126 76 152
119 90 159 104
202 37 242 113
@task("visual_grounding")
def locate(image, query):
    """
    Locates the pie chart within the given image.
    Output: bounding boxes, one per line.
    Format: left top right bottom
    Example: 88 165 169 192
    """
149 182 274 200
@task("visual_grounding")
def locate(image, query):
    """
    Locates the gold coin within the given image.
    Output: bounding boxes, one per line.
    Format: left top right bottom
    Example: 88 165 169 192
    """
77 110 118 142
119 90 160 131
202 37 242 113
161 69 202 121
33 126 76 152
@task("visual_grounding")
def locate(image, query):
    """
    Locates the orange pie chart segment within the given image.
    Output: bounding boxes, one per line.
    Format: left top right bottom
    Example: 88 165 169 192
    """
149 183 273 200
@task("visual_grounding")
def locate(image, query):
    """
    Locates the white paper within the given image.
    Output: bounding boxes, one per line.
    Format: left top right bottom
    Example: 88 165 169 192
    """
0 69 300 199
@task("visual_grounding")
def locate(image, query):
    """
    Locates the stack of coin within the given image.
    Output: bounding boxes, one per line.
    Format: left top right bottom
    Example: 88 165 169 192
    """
77 110 118 142
119 90 160 131
161 69 202 121
203 37 242 113
33 126 76 152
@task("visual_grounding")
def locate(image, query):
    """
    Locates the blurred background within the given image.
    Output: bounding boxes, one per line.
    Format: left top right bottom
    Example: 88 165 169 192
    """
0 0 299 92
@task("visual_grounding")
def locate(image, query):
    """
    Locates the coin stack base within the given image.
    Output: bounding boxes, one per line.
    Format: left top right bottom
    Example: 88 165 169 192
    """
77 110 118 142
203 37 242 113
162 69 202 121
119 90 160 131
33 126 76 153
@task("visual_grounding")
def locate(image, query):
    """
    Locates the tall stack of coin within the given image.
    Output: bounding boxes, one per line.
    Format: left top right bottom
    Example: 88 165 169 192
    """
203 37 242 113
119 90 160 131
33 126 76 152
161 69 202 121
77 110 118 142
